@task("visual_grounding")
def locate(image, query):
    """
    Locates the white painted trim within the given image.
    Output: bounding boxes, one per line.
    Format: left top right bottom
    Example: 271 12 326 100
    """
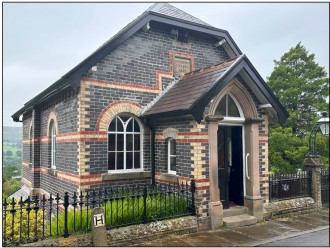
51 123 56 170
107 115 144 173
168 138 177 175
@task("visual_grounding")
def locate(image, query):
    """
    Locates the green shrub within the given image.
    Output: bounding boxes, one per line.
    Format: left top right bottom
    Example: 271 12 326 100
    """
49 192 189 235
3 200 44 243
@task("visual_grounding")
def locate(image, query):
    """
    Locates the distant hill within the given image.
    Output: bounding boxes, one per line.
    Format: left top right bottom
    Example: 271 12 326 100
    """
3 126 22 143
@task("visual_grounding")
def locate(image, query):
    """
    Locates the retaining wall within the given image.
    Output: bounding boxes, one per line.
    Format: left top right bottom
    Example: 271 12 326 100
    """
22 216 197 247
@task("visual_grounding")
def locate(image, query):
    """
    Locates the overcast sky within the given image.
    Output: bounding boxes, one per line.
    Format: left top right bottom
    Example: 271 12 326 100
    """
2 2 329 127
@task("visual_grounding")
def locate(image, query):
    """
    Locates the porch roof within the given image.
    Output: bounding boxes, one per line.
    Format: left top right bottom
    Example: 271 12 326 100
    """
142 54 289 124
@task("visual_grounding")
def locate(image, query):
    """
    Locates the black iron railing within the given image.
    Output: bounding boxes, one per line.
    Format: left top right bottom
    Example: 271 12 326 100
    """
2 181 196 246
269 171 312 202
321 168 329 204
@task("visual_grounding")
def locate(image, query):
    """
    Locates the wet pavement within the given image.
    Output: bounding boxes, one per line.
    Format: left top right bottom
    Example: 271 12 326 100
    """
137 209 329 247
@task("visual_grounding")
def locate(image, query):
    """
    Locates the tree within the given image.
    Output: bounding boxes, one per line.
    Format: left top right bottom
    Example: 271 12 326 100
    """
15 150 22 157
5 150 13 157
268 126 308 174
267 42 329 136
267 43 329 173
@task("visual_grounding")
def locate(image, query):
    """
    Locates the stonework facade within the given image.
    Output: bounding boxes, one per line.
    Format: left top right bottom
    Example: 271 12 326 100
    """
15 3 287 230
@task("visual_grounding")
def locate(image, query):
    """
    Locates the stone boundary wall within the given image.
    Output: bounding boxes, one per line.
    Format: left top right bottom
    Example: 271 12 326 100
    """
22 216 197 247
264 197 316 219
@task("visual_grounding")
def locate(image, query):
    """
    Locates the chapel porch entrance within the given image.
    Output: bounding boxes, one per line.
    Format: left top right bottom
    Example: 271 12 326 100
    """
218 125 244 209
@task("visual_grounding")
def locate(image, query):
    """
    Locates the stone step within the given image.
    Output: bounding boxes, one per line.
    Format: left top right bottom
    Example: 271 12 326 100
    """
223 214 257 228
223 206 248 217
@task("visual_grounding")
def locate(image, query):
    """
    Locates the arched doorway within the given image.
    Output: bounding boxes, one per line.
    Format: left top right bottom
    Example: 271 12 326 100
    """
215 93 244 209
208 79 261 212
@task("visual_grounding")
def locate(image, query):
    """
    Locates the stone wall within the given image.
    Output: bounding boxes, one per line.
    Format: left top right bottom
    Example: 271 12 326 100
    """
22 216 197 247
264 197 316 219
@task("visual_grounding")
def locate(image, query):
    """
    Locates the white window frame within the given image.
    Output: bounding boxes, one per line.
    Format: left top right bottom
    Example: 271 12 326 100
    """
108 115 143 173
51 123 56 169
168 138 177 175
29 125 33 164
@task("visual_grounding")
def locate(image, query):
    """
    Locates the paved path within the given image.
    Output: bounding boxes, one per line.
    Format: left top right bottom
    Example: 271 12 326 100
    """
137 209 329 247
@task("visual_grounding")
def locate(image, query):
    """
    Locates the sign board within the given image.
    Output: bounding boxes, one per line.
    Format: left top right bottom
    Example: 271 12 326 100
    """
93 213 105 227
173 56 192 77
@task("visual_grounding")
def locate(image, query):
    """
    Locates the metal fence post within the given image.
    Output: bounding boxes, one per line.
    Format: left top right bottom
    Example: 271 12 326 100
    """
63 192 69 238
143 185 147 223
190 180 196 215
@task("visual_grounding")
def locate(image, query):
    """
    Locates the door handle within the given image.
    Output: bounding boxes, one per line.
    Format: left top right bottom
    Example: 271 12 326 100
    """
245 153 250 180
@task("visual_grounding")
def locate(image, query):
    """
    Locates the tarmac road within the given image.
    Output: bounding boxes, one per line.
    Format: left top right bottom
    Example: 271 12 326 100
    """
259 227 329 247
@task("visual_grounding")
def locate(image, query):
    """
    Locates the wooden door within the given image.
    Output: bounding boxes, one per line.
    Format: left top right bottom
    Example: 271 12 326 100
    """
218 126 229 209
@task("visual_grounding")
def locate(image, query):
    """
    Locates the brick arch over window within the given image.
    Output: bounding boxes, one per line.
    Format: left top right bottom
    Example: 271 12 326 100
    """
209 79 258 118
96 100 142 132
46 110 59 136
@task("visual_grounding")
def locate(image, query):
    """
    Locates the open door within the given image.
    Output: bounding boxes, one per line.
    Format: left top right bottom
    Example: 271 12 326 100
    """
218 126 243 209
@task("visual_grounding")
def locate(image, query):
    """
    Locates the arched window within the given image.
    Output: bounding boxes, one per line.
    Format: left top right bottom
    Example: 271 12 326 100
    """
168 138 176 175
215 94 241 117
49 120 56 169
29 125 33 164
108 114 142 171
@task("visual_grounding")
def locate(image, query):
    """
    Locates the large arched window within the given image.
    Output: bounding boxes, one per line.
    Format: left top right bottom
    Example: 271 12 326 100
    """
49 120 56 169
108 114 142 172
215 94 242 117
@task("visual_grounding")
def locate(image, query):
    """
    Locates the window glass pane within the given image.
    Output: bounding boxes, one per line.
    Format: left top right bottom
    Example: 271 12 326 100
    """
120 116 129 123
117 118 124 132
134 134 140 150
117 134 124 151
134 152 140 169
108 152 116 170
108 134 116 151
215 96 227 116
126 119 133 132
117 152 124 170
134 119 140 132
109 118 116 132
170 156 176 171
170 139 176 155
227 95 240 117
126 152 133 169
126 134 133 151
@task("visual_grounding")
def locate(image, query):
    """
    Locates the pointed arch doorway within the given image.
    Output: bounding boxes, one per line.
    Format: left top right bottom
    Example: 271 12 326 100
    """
215 93 245 209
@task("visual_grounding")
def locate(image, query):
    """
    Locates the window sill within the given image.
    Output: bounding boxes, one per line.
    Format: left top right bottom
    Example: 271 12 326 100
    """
102 171 151 181
45 167 57 177
159 173 179 184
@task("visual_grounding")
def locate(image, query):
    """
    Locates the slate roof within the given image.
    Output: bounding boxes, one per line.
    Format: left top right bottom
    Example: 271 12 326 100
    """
142 56 241 116
9 185 31 201
142 55 289 124
148 3 212 27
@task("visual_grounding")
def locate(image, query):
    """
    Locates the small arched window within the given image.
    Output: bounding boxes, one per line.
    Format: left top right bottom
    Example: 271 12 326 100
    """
215 94 241 117
168 138 176 174
29 125 33 164
49 120 56 169
108 114 142 171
